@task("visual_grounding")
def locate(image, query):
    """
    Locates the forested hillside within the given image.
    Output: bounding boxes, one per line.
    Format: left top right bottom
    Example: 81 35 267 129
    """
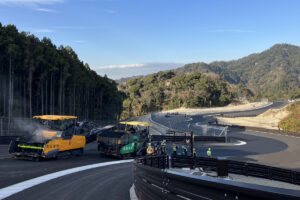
0 23 123 120
119 71 236 118
175 44 300 100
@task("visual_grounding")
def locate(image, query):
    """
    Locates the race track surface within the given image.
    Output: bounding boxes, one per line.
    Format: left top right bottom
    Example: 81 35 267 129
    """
150 102 300 169
0 143 116 188
5 163 132 200
1 101 298 200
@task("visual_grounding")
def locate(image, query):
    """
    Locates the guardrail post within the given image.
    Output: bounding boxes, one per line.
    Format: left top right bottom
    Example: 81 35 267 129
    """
169 155 172 168
244 163 248 176
165 156 167 169
0 117 3 136
191 155 195 169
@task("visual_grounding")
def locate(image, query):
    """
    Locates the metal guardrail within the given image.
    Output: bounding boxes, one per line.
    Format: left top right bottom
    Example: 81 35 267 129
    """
151 135 226 142
139 156 300 185
134 156 300 200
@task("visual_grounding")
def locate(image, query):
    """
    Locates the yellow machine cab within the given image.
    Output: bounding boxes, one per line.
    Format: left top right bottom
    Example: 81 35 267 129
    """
9 115 86 161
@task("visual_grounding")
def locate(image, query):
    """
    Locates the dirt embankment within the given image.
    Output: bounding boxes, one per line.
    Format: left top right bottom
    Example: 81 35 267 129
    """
161 101 270 116
217 105 290 130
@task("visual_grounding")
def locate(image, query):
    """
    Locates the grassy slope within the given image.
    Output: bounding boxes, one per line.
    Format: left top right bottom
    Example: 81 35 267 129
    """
280 101 300 133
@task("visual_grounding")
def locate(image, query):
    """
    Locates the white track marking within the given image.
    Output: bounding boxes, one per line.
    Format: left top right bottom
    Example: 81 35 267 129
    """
0 160 133 199
185 117 193 122
234 140 247 146
130 184 138 200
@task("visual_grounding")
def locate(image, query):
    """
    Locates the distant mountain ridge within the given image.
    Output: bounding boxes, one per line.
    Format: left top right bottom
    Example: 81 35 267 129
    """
174 44 300 99
115 75 143 83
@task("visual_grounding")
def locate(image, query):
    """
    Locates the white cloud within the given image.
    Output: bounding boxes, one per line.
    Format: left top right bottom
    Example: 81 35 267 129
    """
94 62 184 80
0 0 64 5
21 25 88 34
0 0 65 12
31 28 55 33
74 40 85 43
53 26 89 30
35 7 55 12
95 63 145 70
206 29 255 33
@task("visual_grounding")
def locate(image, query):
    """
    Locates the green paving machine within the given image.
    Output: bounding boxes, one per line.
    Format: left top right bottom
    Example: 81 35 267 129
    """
97 121 151 158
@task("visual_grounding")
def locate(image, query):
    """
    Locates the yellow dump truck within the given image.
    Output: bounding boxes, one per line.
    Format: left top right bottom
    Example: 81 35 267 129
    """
9 115 86 160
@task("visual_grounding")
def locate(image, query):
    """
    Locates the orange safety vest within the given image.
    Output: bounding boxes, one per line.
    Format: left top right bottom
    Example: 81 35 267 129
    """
147 146 154 154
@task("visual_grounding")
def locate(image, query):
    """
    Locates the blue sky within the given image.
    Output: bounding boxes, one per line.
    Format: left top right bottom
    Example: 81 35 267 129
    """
1 0 300 79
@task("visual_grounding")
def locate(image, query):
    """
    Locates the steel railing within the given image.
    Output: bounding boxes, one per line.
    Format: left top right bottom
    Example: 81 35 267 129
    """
134 155 300 200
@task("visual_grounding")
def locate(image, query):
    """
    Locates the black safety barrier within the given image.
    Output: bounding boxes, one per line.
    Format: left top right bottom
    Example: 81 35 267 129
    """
151 135 226 142
138 155 300 185
134 156 300 200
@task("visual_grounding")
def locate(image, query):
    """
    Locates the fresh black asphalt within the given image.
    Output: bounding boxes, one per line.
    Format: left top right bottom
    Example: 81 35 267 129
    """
151 101 290 163
0 142 116 189
5 163 133 200
0 101 293 199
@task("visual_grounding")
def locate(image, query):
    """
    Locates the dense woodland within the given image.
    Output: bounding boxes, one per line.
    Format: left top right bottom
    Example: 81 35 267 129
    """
119 71 236 118
175 44 300 100
0 23 123 121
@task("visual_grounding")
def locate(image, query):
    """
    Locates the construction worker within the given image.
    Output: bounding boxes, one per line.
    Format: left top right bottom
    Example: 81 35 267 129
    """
147 143 154 155
193 147 197 157
172 144 177 156
160 140 166 155
207 147 212 158
154 141 160 155
182 145 188 156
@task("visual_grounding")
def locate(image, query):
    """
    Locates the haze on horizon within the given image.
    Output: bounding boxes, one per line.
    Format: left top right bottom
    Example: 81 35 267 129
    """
1 0 300 79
